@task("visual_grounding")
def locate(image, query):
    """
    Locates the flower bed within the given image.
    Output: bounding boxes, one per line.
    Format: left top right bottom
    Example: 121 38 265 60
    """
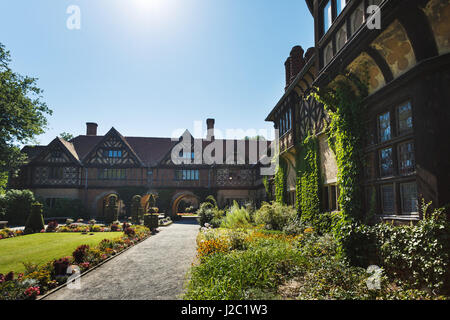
0 229 24 240
0 224 151 300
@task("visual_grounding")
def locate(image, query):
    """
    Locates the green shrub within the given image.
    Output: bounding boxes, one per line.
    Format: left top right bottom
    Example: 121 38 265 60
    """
336 202 450 294
254 202 297 231
0 189 35 226
221 202 252 229
185 240 306 300
40 198 88 219
197 202 224 228
24 202 45 234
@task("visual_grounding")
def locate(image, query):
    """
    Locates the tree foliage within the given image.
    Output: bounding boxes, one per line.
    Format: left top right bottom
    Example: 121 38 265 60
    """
59 132 74 141
0 43 52 189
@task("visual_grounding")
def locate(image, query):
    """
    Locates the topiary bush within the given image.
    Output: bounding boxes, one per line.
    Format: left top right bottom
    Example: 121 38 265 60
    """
24 202 45 234
104 195 119 224
1 189 35 226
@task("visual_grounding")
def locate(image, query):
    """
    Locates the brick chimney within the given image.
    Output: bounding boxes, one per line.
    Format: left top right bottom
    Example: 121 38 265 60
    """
305 47 315 62
284 57 291 91
289 45 305 83
206 118 215 141
86 122 98 136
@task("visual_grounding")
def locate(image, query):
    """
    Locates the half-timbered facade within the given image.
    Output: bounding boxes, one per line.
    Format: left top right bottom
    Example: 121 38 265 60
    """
267 0 450 221
10 120 269 218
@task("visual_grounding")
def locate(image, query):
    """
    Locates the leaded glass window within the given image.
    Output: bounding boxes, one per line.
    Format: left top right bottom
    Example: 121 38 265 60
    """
401 182 418 214
398 102 413 135
398 142 415 175
381 184 395 214
380 147 394 176
378 112 391 142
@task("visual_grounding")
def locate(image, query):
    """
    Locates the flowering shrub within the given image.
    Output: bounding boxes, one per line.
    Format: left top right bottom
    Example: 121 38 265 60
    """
53 257 71 276
0 225 151 300
72 245 90 263
197 237 230 259
124 227 136 237
45 221 58 232
110 223 121 232
0 228 24 240
24 286 40 299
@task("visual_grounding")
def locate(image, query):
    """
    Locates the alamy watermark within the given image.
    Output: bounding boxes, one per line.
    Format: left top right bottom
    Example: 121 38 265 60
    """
66 4 81 30
169 121 279 176
366 265 383 290
366 5 381 30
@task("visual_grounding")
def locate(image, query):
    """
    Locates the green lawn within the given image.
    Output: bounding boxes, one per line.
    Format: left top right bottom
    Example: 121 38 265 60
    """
0 232 122 274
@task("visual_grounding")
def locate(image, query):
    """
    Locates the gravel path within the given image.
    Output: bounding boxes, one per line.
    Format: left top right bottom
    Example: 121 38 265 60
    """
43 218 199 300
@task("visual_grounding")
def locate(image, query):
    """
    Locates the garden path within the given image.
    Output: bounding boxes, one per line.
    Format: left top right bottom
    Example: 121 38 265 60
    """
43 218 199 300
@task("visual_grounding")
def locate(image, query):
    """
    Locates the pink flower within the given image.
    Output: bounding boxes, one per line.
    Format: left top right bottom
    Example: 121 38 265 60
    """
24 286 40 299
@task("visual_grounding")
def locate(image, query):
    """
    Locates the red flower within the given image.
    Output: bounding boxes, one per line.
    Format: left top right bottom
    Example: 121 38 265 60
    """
24 286 40 299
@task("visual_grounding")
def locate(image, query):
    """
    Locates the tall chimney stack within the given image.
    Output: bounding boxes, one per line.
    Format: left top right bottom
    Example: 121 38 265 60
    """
289 45 305 83
284 57 292 91
206 118 215 141
86 122 98 136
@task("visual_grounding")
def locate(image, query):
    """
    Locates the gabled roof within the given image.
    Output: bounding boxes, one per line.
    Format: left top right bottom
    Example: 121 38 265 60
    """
126 137 177 167
58 137 80 162
25 137 82 166
21 146 47 162
23 127 272 168
81 127 146 166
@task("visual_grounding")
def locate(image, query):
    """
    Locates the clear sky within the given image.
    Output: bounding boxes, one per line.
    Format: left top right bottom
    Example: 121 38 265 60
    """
0 0 314 144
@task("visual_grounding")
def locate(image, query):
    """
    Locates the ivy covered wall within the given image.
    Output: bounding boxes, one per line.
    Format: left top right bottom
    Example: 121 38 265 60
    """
274 157 287 204
295 134 321 226
311 72 368 223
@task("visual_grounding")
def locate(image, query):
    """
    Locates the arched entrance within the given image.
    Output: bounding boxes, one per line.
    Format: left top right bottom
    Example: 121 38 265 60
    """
171 191 199 216
95 192 125 218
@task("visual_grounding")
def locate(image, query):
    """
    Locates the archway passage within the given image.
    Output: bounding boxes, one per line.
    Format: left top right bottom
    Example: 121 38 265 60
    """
171 193 199 216
96 193 125 219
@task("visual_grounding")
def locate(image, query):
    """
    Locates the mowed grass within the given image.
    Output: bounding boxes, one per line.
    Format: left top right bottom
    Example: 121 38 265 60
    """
0 232 122 274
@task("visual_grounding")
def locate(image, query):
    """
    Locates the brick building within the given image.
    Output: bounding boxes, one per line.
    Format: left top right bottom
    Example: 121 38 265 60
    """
266 0 450 222
10 119 269 218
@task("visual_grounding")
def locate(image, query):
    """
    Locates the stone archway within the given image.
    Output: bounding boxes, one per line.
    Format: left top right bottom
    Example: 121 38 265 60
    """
94 191 124 218
171 191 199 216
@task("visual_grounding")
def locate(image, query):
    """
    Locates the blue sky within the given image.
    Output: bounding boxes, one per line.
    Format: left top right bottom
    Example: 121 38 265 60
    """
0 0 314 144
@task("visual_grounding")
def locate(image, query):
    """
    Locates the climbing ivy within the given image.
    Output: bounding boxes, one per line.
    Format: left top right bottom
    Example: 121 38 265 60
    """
310 71 368 223
274 157 287 204
295 133 321 226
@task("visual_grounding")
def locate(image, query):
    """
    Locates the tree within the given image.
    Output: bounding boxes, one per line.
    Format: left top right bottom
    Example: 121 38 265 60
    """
0 43 52 190
59 132 74 141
